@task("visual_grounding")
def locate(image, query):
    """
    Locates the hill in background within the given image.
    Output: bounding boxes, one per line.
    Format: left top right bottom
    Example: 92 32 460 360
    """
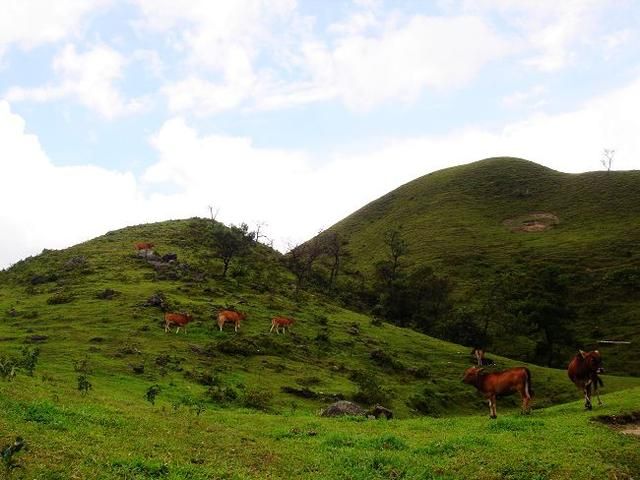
312 158 640 374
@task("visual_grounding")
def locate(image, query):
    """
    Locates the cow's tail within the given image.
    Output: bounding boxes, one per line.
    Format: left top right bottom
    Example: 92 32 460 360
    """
524 368 533 398
596 376 604 389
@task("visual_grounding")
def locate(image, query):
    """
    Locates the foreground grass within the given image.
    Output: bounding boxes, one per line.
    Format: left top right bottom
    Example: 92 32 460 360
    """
1 378 639 479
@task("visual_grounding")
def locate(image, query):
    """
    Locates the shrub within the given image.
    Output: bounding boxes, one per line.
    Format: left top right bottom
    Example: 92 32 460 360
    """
145 385 161 405
46 292 74 305
206 385 238 404
0 357 17 381
242 388 272 411
77 375 92 396
350 371 391 406
19 347 39 376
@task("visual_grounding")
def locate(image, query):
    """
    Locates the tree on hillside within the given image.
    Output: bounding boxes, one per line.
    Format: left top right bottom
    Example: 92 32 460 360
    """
373 228 409 323
285 234 325 295
211 222 254 277
486 266 575 367
323 232 349 289
601 148 615 172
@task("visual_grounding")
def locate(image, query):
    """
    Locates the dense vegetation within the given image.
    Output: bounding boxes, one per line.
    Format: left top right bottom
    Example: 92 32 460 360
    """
305 158 640 374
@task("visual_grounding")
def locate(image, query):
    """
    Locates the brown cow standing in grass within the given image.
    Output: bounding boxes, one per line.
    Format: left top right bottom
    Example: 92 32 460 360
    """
164 312 192 334
135 242 154 251
568 350 604 410
217 310 246 332
463 366 533 419
270 316 295 334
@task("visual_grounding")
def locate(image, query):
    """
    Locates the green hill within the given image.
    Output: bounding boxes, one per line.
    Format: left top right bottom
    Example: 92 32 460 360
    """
317 157 640 374
0 217 639 478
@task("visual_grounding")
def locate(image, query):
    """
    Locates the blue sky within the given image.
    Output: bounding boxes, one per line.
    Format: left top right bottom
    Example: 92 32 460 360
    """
1 0 640 268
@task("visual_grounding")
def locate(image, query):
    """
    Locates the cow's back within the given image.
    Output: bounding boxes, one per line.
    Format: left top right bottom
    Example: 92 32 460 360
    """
219 310 243 323
165 312 190 326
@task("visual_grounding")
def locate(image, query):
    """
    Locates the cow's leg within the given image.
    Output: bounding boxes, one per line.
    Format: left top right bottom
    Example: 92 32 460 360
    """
235 322 238 333
176 326 180 334
594 382 603 406
270 323 274 333
584 382 592 410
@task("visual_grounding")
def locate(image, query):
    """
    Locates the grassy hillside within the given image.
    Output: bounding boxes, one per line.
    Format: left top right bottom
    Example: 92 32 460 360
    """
320 158 640 374
0 218 639 478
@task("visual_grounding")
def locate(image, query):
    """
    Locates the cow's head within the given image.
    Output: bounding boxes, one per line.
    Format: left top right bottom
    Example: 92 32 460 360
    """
579 350 604 374
462 367 483 385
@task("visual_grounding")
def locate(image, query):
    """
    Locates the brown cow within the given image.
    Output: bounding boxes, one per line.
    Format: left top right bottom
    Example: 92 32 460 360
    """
164 312 192 334
463 366 533 419
135 242 154 251
270 316 295 334
217 310 246 332
567 350 604 410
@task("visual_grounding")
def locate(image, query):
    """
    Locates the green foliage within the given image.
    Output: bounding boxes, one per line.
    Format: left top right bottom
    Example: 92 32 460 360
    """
242 387 273 411
351 371 392 406
145 385 161 405
210 222 254 277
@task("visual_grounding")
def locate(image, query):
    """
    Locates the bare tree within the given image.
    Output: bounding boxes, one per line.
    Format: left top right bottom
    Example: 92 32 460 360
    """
601 149 615 172
253 220 270 245
208 205 220 222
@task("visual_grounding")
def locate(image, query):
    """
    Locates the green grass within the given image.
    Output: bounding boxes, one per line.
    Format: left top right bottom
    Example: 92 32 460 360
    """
320 157 640 374
1 216 639 478
1 377 639 479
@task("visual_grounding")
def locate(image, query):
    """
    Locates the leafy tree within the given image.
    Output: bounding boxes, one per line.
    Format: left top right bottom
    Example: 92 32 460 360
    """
211 222 254 277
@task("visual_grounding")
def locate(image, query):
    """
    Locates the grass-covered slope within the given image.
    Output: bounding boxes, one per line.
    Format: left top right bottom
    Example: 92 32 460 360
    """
322 158 640 373
0 218 639 478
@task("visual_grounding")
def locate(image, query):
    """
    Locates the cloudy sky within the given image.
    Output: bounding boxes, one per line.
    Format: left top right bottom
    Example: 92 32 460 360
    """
1 0 640 268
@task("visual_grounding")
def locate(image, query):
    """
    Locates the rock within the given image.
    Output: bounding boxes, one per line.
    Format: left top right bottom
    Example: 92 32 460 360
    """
143 292 168 310
320 400 367 417
25 335 48 343
369 404 394 419
161 253 178 262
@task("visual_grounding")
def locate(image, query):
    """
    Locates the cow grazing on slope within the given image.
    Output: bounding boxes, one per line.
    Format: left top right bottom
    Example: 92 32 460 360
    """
270 316 295 334
164 312 193 334
568 350 604 410
217 310 246 332
135 242 154 251
462 366 533 419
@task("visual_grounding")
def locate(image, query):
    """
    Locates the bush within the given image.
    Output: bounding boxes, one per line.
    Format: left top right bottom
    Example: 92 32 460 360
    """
406 386 448 416
350 371 391 406
242 388 272 411
206 385 238 404
46 292 74 305
19 347 39 376
145 385 161 405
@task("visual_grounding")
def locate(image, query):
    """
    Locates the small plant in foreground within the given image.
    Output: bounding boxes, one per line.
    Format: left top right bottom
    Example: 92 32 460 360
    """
19 347 39 376
145 385 161 405
74 357 93 396
2 436 26 472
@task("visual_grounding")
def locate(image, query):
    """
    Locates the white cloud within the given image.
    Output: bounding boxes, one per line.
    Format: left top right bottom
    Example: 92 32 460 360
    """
0 0 110 56
502 85 547 109
140 1 510 114
462 0 608 72
5 44 147 119
304 14 509 111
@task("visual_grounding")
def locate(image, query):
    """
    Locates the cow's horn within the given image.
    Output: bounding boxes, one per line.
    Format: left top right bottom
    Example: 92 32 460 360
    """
579 350 586 358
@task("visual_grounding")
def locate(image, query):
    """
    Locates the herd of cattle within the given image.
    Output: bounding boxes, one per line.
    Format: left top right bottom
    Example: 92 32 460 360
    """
139 242 607 418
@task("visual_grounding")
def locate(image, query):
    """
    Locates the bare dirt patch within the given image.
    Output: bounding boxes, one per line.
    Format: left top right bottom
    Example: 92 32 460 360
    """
593 411 640 437
503 212 560 232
